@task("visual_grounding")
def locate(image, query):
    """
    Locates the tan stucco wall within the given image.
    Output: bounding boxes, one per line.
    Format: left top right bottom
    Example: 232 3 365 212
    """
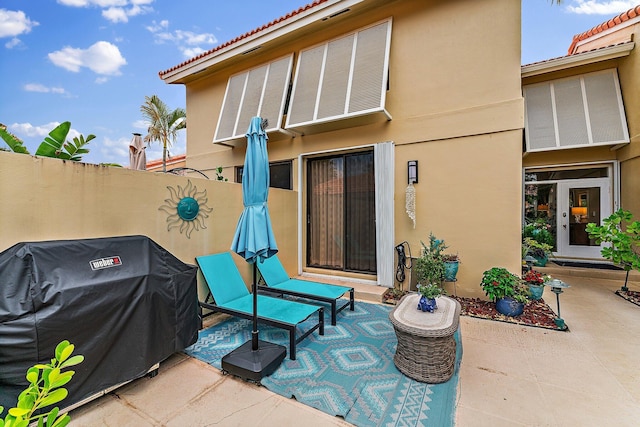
395 130 524 298
0 151 298 300
616 34 640 216
167 0 524 296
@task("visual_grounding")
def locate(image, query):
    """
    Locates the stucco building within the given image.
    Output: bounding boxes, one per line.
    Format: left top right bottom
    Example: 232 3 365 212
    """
159 0 639 296
160 0 524 297
521 5 639 262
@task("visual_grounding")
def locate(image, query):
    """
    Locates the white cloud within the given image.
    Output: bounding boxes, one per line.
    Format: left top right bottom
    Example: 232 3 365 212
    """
102 7 128 23
9 122 60 138
58 0 128 7
182 47 206 58
145 19 168 32
132 120 148 130
24 83 67 94
146 21 216 59
95 76 109 84
0 9 39 38
58 0 152 23
566 1 638 14
102 4 152 23
48 41 126 75
99 135 130 164
5 37 21 48
8 122 81 140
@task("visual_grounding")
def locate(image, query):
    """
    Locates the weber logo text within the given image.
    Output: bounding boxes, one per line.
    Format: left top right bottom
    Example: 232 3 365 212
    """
90 256 122 270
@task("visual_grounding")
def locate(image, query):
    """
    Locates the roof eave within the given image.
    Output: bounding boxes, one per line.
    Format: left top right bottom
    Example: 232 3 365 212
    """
160 0 367 84
521 41 635 78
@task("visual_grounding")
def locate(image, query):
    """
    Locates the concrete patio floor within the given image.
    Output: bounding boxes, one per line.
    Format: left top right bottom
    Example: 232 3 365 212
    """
69 268 640 426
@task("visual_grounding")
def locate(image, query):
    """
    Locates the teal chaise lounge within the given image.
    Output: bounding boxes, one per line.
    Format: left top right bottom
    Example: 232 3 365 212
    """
256 254 354 326
196 252 324 360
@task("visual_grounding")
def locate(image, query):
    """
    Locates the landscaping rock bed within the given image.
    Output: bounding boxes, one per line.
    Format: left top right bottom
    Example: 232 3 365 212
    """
450 296 564 330
616 289 640 307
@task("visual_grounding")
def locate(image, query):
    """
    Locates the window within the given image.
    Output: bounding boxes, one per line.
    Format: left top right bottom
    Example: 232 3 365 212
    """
236 160 292 190
285 20 392 133
214 55 293 143
523 69 629 152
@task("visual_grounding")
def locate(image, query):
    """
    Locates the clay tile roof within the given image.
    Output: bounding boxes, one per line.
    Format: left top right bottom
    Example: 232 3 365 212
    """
522 40 633 68
158 0 328 78
145 153 186 169
567 4 640 54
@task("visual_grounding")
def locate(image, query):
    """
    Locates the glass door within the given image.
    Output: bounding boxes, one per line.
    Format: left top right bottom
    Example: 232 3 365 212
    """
556 179 610 258
307 151 376 273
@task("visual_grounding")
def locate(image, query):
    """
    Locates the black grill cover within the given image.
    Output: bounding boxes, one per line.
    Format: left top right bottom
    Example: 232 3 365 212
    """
0 235 199 411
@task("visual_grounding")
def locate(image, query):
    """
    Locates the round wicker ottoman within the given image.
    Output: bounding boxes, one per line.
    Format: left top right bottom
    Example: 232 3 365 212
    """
389 294 461 383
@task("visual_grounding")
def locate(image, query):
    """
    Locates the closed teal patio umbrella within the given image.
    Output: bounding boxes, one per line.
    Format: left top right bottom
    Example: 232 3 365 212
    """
225 116 285 380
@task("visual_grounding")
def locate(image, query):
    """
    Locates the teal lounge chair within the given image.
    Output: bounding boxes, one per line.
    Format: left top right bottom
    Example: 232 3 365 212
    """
256 254 354 326
196 252 324 360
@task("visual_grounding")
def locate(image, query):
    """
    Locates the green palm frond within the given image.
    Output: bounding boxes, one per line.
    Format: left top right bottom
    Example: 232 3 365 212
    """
141 94 186 172
0 125 30 154
62 134 95 161
35 122 71 158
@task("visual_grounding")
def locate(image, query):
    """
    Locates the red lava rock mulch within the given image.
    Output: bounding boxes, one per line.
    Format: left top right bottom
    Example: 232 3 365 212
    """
449 296 565 331
616 289 640 307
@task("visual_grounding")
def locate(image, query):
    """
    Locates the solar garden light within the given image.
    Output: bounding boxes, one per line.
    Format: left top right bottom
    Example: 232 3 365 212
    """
546 278 570 330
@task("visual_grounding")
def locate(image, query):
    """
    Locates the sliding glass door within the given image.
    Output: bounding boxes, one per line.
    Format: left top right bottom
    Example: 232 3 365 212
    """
307 151 376 273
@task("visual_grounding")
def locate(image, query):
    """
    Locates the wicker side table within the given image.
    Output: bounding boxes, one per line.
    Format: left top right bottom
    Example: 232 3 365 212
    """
389 294 461 383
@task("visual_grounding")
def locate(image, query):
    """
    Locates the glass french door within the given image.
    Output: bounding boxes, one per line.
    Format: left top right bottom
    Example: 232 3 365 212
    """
556 179 611 258
307 151 376 273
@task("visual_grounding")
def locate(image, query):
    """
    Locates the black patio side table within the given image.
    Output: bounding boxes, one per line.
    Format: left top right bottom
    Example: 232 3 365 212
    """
389 294 461 383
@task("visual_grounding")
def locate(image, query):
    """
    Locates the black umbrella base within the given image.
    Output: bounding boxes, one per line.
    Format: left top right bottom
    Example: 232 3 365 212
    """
221 340 286 382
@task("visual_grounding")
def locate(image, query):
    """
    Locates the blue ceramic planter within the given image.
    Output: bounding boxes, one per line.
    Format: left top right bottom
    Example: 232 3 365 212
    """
443 261 459 281
495 297 524 317
528 284 544 300
533 255 548 267
417 296 437 312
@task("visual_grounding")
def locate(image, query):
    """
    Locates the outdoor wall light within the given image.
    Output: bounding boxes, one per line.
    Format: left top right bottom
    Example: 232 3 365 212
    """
408 160 418 184
547 279 570 330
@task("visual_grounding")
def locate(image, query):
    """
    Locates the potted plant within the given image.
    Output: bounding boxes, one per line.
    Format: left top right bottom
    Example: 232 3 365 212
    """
523 237 553 267
442 253 461 282
523 220 555 246
522 269 549 300
480 267 528 317
415 233 447 286
416 283 444 312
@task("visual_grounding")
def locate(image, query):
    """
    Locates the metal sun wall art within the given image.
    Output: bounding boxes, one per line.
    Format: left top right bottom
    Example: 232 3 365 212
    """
159 180 212 239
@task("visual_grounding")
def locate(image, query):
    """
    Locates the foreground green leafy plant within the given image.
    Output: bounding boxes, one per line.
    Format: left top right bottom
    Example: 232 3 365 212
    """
0 122 94 162
0 340 84 427
587 209 640 291
417 283 444 299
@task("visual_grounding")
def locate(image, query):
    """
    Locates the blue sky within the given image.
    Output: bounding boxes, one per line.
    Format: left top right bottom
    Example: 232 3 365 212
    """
0 0 637 166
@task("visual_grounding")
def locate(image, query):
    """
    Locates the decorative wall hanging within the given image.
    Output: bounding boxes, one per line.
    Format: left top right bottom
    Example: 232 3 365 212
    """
159 180 213 238
406 182 416 229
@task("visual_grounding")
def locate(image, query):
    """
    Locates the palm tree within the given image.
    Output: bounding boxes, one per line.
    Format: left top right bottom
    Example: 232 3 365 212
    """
140 95 186 172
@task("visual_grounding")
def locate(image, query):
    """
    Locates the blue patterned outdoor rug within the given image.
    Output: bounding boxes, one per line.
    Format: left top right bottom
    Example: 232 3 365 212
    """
185 302 462 426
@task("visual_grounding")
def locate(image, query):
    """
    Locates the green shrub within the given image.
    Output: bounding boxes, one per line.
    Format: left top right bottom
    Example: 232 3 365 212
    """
587 209 640 290
0 340 84 427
